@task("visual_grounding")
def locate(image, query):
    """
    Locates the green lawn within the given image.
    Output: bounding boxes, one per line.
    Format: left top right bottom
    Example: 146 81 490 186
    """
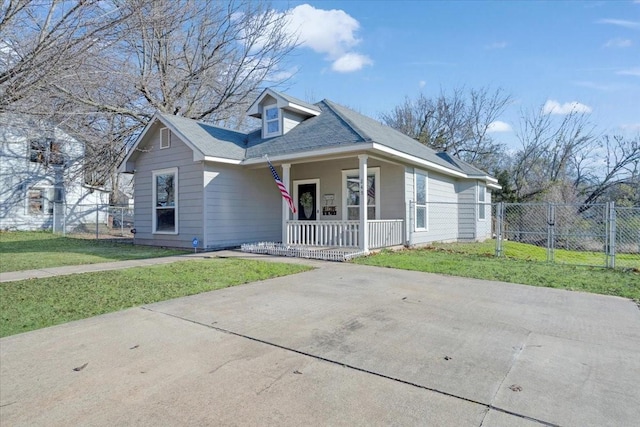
430 240 639 268
0 231 187 272
0 258 312 337
354 241 640 302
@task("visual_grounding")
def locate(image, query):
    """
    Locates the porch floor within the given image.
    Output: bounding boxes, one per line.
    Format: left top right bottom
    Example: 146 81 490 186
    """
240 242 367 262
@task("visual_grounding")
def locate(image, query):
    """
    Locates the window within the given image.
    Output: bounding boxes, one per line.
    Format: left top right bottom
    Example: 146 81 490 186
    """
29 139 64 166
478 183 486 220
342 168 380 220
28 188 45 215
264 106 280 136
160 127 170 149
415 171 428 230
153 168 178 233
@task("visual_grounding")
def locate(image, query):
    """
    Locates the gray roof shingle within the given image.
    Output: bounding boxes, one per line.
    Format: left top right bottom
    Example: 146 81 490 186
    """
154 98 493 178
159 113 247 161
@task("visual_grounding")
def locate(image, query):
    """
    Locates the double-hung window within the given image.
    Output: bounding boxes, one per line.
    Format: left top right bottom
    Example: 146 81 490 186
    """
478 183 486 220
153 168 178 233
415 171 428 230
342 168 379 220
28 188 45 215
264 105 280 137
29 139 64 166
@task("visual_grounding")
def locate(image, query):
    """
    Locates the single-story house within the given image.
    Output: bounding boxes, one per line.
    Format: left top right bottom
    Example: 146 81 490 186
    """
119 89 499 251
0 114 109 231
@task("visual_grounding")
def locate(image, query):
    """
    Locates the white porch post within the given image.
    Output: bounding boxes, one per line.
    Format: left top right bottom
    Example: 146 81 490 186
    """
281 163 291 244
358 154 369 252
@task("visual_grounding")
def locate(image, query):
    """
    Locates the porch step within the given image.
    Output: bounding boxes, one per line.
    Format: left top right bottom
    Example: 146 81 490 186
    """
240 242 367 262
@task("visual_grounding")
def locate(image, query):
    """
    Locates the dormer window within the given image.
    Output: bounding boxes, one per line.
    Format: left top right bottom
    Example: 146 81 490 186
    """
264 105 280 137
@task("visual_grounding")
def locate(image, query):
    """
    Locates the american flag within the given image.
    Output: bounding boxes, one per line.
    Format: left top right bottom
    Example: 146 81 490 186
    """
267 160 296 214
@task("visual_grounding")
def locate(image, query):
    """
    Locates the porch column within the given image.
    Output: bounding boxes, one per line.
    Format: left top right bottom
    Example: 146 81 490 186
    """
358 154 369 252
281 163 291 244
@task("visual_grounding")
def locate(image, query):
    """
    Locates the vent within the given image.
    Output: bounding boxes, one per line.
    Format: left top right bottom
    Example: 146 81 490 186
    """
160 127 170 149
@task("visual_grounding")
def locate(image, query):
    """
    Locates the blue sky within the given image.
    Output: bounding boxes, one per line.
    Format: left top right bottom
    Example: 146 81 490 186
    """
270 1 640 147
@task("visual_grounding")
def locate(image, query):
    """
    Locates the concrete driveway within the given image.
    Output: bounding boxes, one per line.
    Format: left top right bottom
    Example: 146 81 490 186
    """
1 261 639 426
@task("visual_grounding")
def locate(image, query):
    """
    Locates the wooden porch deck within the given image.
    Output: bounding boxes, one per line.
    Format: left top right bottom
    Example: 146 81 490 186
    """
240 242 367 262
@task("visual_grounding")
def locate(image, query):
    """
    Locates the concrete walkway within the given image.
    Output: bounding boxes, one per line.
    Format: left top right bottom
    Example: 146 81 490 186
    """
0 250 324 283
1 255 639 426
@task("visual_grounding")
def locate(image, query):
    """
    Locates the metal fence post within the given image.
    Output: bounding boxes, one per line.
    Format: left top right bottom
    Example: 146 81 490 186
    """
95 200 99 240
547 203 555 263
607 201 616 268
495 202 504 257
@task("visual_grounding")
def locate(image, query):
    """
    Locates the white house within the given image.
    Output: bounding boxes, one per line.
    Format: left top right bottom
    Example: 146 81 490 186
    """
119 89 499 251
0 114 109 231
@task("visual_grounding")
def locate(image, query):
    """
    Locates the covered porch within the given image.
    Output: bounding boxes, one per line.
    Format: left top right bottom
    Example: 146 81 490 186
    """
276 153 406 252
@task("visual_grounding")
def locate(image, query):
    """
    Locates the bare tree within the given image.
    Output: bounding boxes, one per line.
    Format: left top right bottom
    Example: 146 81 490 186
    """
0 0 128 113
51 0 296 124
2 0 297 201
509 106 597 202
577 134 640 207
381 86 511 170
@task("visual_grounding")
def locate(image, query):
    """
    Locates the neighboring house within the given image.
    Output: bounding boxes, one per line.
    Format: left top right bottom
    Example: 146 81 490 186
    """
0 114 108 231
119 89 500 251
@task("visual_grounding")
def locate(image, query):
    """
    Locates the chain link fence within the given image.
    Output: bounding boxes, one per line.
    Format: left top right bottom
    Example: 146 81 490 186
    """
494 202 639 269
52 202 134 240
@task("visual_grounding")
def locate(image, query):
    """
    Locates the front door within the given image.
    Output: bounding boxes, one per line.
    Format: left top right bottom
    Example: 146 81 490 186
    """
297 183 317 221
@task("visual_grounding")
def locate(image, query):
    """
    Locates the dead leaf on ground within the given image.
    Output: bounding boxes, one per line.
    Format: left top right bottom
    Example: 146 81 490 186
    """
73 363 88 372
509 384 523 392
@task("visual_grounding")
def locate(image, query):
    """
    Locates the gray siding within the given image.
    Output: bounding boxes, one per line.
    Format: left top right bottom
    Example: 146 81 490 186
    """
409 170 460 245
456 181 476 240
404 166 414 244
132 123 204 249
282 110 307 134
203 164 281 248
425 172 459 242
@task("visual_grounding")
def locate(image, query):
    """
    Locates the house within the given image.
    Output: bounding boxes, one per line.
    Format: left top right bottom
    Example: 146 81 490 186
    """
119 89 500 251
0 114 109 231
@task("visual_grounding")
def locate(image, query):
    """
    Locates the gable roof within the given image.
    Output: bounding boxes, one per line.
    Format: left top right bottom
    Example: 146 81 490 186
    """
120 93 498 184
247 88 321 119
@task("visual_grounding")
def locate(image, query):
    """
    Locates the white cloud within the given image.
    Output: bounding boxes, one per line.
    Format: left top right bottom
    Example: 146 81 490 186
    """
542 100 593 115
604 38 632 48
331 53 373 73
265 66 299 82
487 120 512 133
616 67 640 76
620 123 640 132
419 80 426 88
285 4 372 72
485 41 508 50
597 18 640 29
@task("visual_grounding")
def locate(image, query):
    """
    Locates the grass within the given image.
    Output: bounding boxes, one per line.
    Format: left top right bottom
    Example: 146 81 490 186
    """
354 241 640 302
0 231 188 273
0 258 312 337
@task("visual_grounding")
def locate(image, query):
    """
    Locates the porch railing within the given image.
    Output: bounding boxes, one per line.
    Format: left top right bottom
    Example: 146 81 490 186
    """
286 219 404 249
287 220 359 247
368 219 404 249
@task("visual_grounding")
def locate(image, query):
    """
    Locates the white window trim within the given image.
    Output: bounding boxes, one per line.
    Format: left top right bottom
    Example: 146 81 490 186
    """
26 187 48 216
152 167 179 235
263 104 281 138
293 178 320 221
160 127 171 149
414 170 428 231
478 182 486 221
341 167 380 221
